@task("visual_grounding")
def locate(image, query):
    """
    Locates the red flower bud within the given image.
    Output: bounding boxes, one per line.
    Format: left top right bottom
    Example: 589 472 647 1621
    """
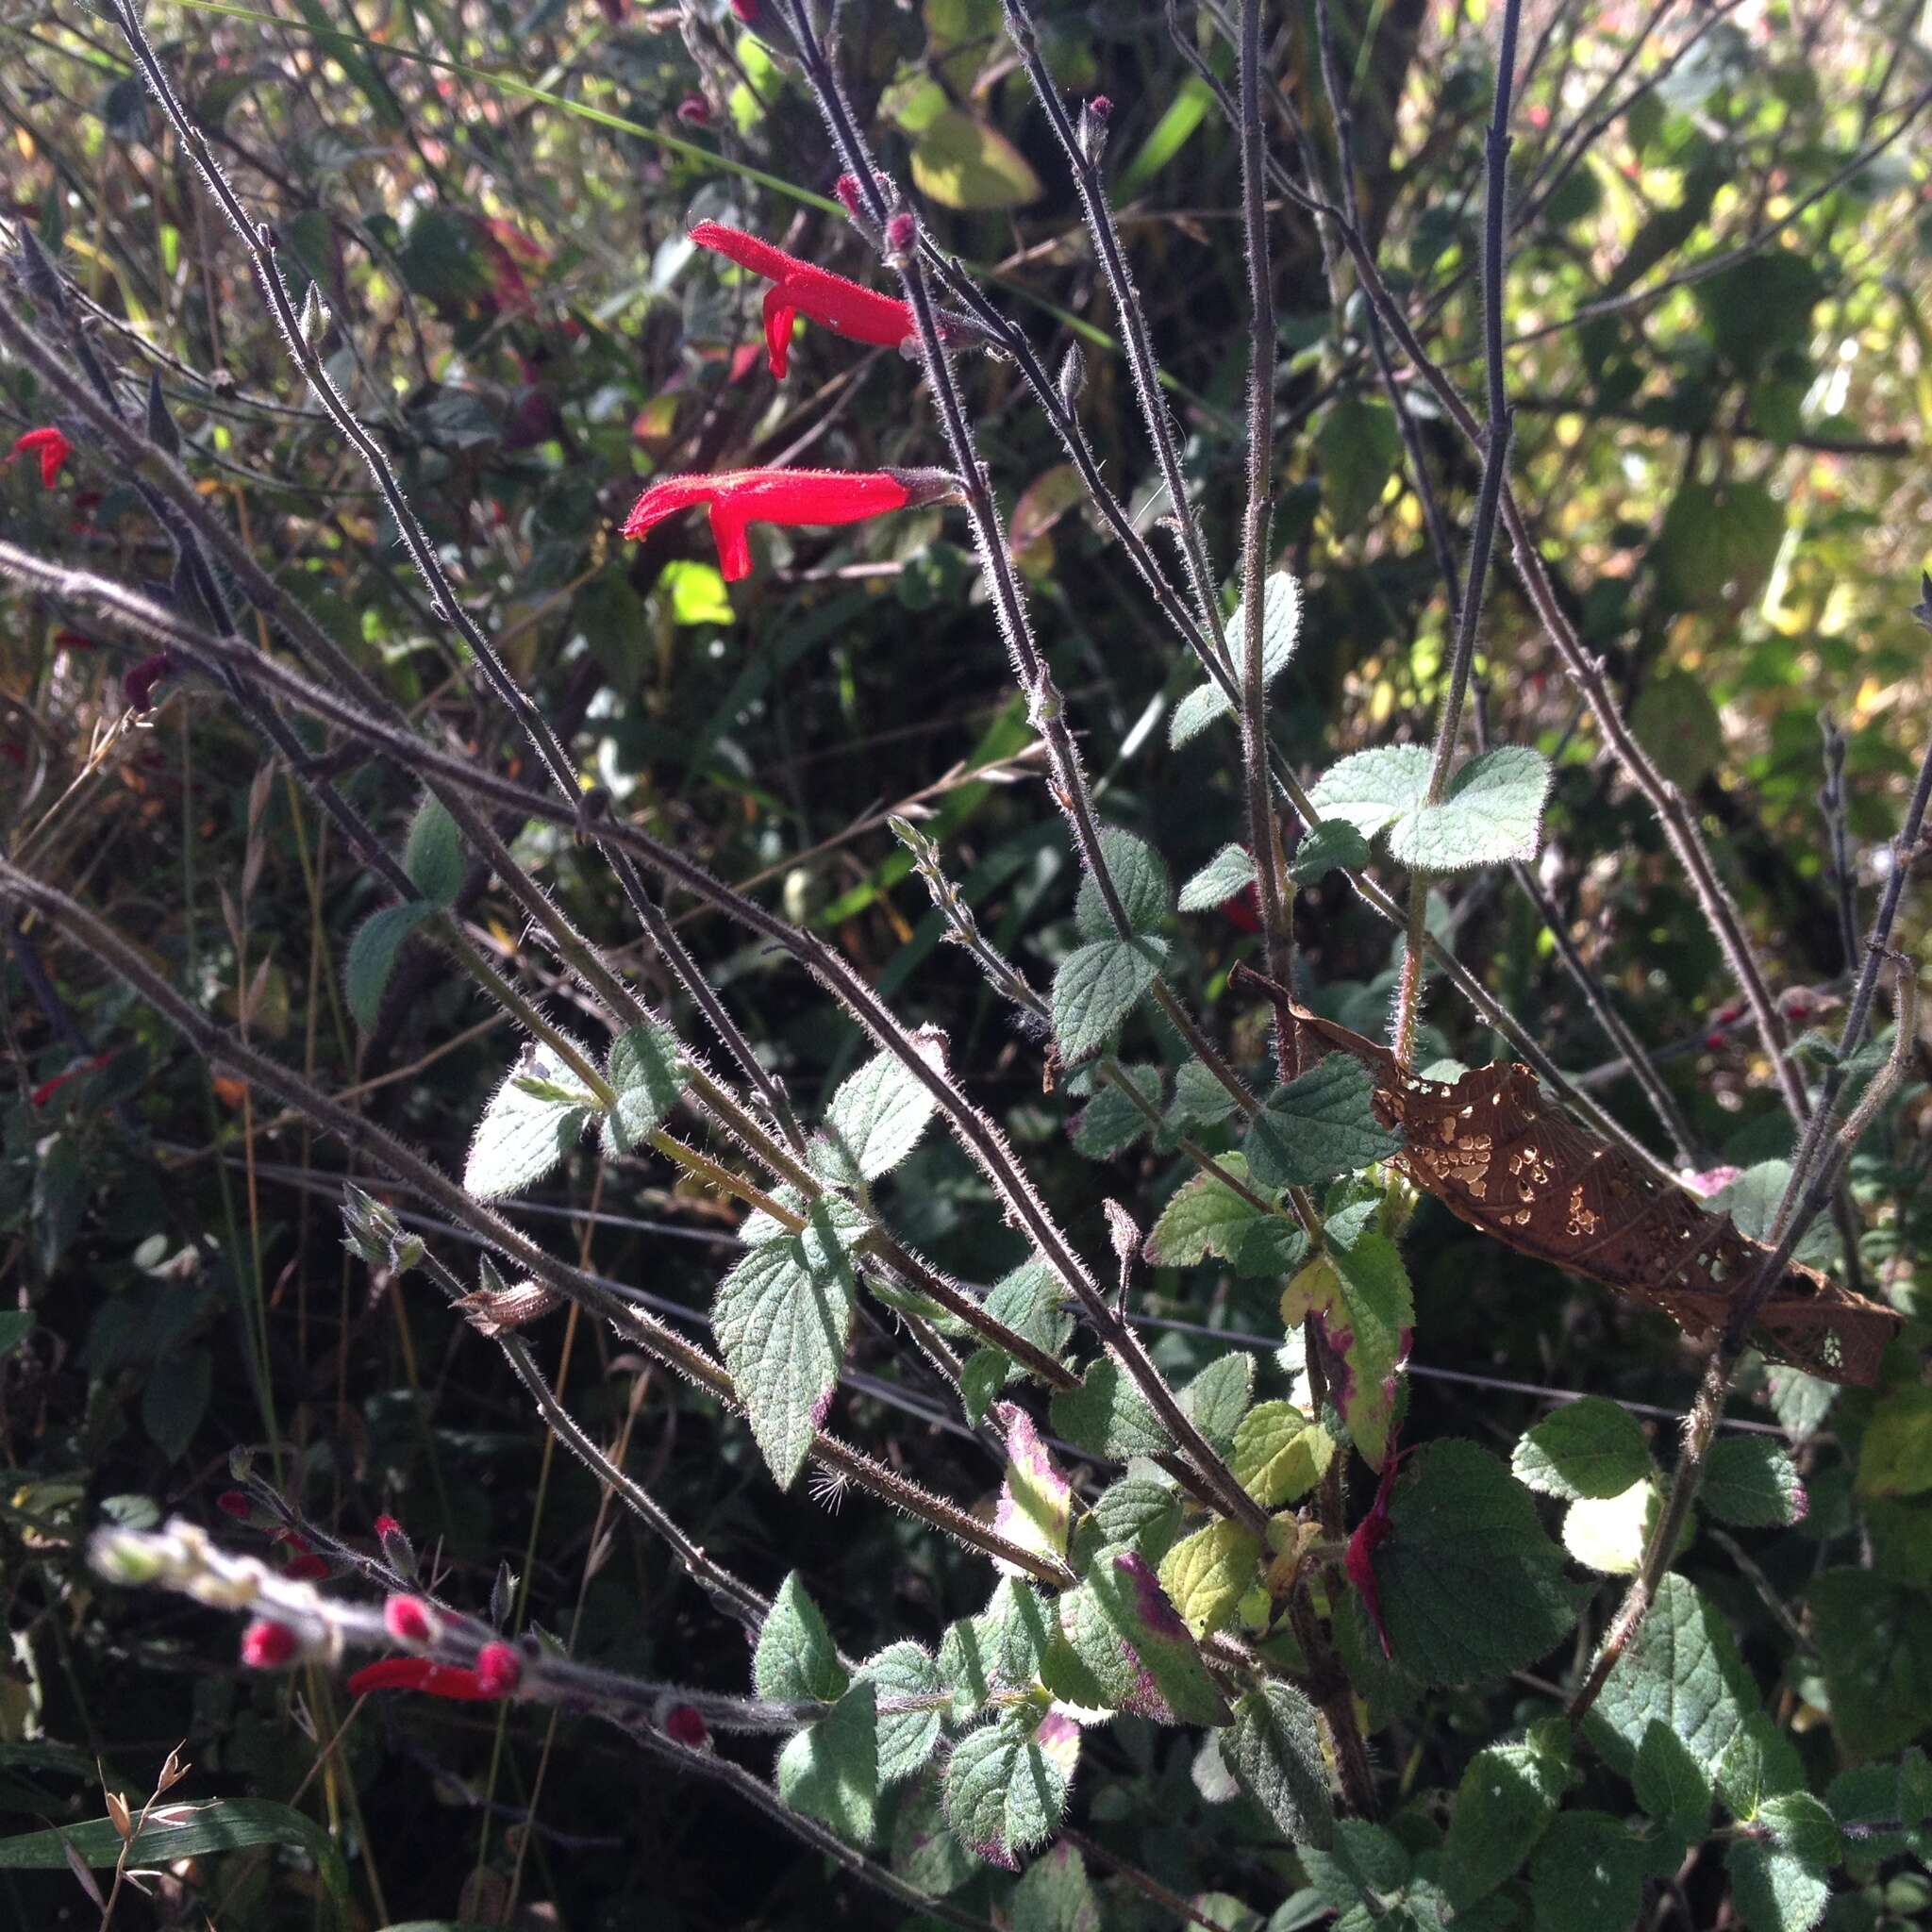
1088 94 1113 123
216 1491 253 1520
884 211 917 258
676 92 711 125
374 1513 404 1541
834 174 865 219
383 1594 437 1646
241 1619 299 1669
8 426 73 488
624 466 959 582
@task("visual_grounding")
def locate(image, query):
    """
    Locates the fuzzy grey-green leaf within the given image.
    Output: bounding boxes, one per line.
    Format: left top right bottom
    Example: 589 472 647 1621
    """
1051 937 1165 1062
715 1224 858 1488
344 900 436 1034
1224 1683 1335 1849
600 1020 687 1156
755 1574 849 1704
463 1041 594 1200
1243 1055 1404 1190
776 1682 878 1845
1178 843 1257 913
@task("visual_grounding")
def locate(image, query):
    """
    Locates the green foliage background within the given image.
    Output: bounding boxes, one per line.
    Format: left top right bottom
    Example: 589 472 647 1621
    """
2 0 1930 1925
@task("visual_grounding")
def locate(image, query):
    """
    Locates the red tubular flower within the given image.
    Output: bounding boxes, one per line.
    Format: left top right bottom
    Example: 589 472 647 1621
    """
241 1619 299 1669
690 221 921 379
282 1554 329 1583
28 1052 116 1108
348 1651 520 1702
8 426 73 487
216 1491 253 1521
623 465 959 582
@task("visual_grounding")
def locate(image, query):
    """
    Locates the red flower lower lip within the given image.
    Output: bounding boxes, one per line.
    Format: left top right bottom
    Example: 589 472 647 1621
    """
623 465 959 582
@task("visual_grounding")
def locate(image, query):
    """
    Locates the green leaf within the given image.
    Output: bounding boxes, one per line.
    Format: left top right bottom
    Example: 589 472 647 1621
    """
1280 1205 1414 1470
1290 819 1372 884
1074 828 1172 941
142 1347 211 1462
1086 1471 1183 1563
754 1574 850 1704
960 1347 1009 1423
0 1311 30 1354
1528 1811 1658 1932
1049 1546 1229 1725
1857 1384 1932 1498
891 1777 976 1896
1224 1682 1334 1849
1654 479 1785 612
1169 1058 1241 1128
1512 1398 1654 1501
1757 1791 1841 1868
1237 1218 1308 1278
1367 1441 1591 1686
1807 1569 1932 1758
1725 1840 1830 1932
937 1579 1055 1723
1051 937 1165 1062
818 1041 944 1183
910 107 1043 210
600 1021 687 1157
1158 1520 1261 1640
1244 1056 1405 1190
1298 1819 1411 1910
1167 574 1303 746
1441 1732 1570 1908
0 1796 352 1911
1387 747 1554 873
1049 1357 1168 1459
1587 1573 1760 1775
1561 1477 1665 1574
1178 843 1257 913
1307 744 1553 873
402 792 463 905
777 1682 878 1845
1631 670 1724 792
858 1642 943 1786
1317 396 1403 532
1710 1164 1838 1271
993 1401 1073 1567
1703 1439 1807 1526
1181 1352 1256 1452
1009 1840 1100 1932
714 1210 858 1487
463 1041 594 1199
1633 1718 1712 1838
1307 744 1431 839
344 900 436 1032
1072 1065 1160 1159
943 1710 1071 1868
1144 1155 1273 1267
1233 1402 1334 1507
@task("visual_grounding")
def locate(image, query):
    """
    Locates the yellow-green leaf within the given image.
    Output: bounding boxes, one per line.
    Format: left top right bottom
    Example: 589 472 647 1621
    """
911 108 1043 210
